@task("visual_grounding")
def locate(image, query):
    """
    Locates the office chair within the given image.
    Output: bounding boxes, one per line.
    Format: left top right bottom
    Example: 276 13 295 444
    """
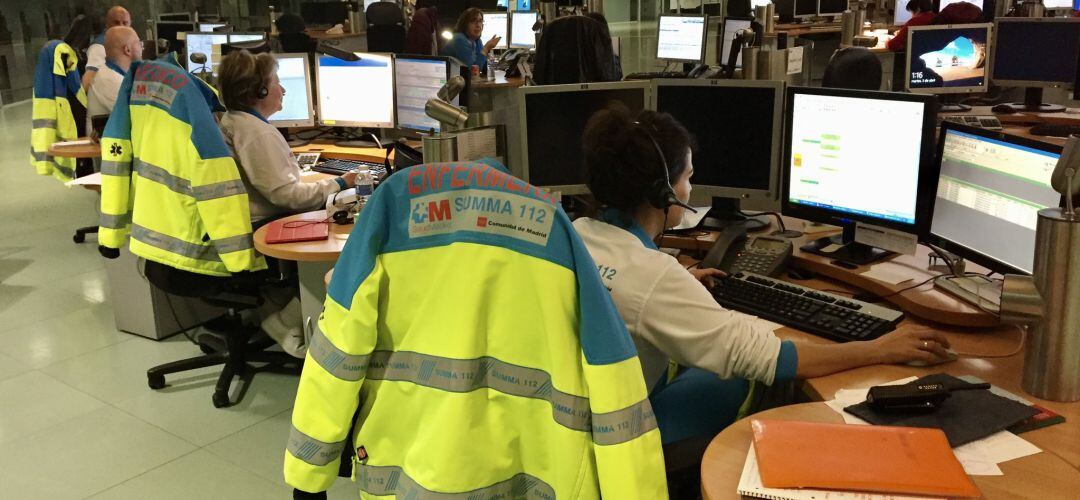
532 16 618 85
822 47 883 91
366 2 407 53
144 260 300 408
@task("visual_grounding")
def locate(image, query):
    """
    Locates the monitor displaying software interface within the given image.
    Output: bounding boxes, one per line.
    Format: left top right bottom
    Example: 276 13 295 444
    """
184 33 227 73
316 53 395 128
657 15 707 62
721 18 754 68
656 84 778 194
510 11 538 48
268 54 313 126
482 12 509 49
787 93 927 225
1043 0 1073 7
907 24 991 92
395 56 449 133
931 129 1061 274
524 86 647 188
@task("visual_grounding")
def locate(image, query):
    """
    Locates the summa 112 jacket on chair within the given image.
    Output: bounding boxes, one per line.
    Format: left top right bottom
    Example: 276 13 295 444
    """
286 159 669 498
30 40 87 182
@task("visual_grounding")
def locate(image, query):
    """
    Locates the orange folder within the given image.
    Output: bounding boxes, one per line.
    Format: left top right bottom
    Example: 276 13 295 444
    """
751 419 980 499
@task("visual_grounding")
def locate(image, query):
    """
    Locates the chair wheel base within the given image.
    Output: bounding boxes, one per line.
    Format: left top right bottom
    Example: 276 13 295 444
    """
148 374 166 390
212 391 231 408
73 233 85 244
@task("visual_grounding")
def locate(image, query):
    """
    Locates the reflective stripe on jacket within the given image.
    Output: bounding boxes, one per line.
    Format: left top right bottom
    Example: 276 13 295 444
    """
286 159 668 499
30 40 87 182
98 59 265 276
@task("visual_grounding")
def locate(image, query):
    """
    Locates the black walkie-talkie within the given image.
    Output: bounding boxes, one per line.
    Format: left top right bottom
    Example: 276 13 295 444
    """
866 380 991 412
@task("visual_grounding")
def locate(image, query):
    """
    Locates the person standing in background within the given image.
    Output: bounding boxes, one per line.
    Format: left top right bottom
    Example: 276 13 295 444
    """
83 6 131 90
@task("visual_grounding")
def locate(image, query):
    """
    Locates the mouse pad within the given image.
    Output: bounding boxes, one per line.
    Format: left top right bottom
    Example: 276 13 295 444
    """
844 373 1039 447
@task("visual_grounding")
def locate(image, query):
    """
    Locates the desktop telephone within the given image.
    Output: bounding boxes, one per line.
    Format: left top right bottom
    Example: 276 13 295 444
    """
294 152 321 170
494 48 524 71
700 225 793 277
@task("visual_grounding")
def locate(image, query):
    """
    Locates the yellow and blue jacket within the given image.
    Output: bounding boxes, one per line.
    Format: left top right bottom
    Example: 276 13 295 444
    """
286 159 668 498
98 59 265 276
30 40 87 182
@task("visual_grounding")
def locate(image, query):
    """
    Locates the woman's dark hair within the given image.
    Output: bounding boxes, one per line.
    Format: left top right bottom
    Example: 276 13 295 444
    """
454 8 483 35
63 14 94 52
583 105 695 213
822 47 882 91
585 12 611 39
906 0 933 13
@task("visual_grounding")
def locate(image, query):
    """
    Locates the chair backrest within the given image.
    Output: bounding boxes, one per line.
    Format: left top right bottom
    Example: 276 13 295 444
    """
367 2 404 27
822 47 883 91
280 32 318 53
533 15 618 85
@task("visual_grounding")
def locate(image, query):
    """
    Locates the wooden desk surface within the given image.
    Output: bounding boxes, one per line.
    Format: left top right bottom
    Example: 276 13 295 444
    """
291 140 391 163
775 22 843 37
49 138 100 159
253 209 352 262
700 403 1080 500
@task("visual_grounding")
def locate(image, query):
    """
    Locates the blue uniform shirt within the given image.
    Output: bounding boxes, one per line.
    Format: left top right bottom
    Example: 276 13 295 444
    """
441 32 487 72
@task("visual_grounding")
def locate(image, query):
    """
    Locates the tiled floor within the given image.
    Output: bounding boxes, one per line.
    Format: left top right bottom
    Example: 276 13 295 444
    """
0 102 357 499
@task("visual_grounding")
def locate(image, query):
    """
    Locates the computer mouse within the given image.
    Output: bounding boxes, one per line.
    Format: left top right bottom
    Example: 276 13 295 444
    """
905 348 959 367
991 104 1016 114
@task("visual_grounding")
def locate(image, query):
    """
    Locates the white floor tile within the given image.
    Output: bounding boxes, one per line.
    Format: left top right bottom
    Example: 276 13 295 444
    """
0 371 104 446
42 335 212 405
0 350 30 382
86 450 286 500
0 406 196 500
115 371 300 446
0 301 128 368
205 408 294 485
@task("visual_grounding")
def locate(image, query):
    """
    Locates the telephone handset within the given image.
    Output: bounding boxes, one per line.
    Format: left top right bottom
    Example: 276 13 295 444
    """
700 225 794 277
496 48 523 69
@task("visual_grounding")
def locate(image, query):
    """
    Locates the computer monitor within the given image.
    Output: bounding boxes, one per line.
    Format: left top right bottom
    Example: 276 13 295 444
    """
905 23 992 105
794 0 818 19
751 0 774 8
268 53 315 128
156 22 196 51
927 123 1062 276
656 15 708 63
720 17 754 69
183 32 227 74
1044 0 1073 8
936 0 984 11
316 52 395 128
818 0 847 16
510 11 538 48
160 12 193 22
654 80 784 224
394 55 451 133
894 0 914 25
783 87 938 264
991 17 1080 112
228 32 265 44
515 81 649 194
199 22 227 32
483 11 509 50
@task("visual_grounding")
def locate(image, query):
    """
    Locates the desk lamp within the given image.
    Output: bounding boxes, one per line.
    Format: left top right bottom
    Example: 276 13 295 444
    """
1000 135 1080 402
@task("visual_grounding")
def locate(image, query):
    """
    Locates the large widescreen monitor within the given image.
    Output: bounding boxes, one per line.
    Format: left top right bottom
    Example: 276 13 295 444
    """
183 32 227 73
516 81 649 194
482 11 509 50
906 24 992 94
394 55 451 133
656 14 708 63
928 123 1062 275
268 53 315 127
316 52 395 128
783 87 938 264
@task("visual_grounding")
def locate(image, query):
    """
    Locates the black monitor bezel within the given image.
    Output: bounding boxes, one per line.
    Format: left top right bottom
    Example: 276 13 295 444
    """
924 121 1063 276
781 86 939 237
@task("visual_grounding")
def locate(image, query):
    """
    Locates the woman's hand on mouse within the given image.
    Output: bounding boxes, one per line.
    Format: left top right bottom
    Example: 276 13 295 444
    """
871 326 952 365
689 268 726 288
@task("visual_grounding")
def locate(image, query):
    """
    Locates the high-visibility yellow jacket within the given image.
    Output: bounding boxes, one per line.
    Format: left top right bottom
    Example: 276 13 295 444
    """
30 40 87 182
286 159 668 499
98 60 265 276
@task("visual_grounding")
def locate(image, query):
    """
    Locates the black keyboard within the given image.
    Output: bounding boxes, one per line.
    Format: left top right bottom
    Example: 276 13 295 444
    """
624 71 688 80
311 159 386 175
1029 123 1080 138
711 272 904 343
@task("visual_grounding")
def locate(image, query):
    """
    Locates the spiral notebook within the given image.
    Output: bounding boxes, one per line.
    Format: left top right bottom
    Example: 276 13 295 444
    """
737 447 943 500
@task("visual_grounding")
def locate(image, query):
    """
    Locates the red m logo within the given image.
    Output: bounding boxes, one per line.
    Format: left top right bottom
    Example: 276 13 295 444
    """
428 200 451 222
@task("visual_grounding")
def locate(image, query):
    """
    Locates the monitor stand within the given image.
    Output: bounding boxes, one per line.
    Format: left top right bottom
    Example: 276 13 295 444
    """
333 128 383 148
1000 87 1066 113
937 95 971 113
277 128 310 148
800 224 893 266
701 197 770 232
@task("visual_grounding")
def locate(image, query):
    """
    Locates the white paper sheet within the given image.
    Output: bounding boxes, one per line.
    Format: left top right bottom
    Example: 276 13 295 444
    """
64 172 102 187
860 262 916 285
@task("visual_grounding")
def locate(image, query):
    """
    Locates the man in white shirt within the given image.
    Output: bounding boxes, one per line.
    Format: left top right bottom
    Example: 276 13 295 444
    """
83 6 132 91
86 26 142 134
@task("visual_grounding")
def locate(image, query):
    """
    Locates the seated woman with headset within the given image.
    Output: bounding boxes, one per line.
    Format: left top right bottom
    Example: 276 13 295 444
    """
216 50 358 357
573 105 954 444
